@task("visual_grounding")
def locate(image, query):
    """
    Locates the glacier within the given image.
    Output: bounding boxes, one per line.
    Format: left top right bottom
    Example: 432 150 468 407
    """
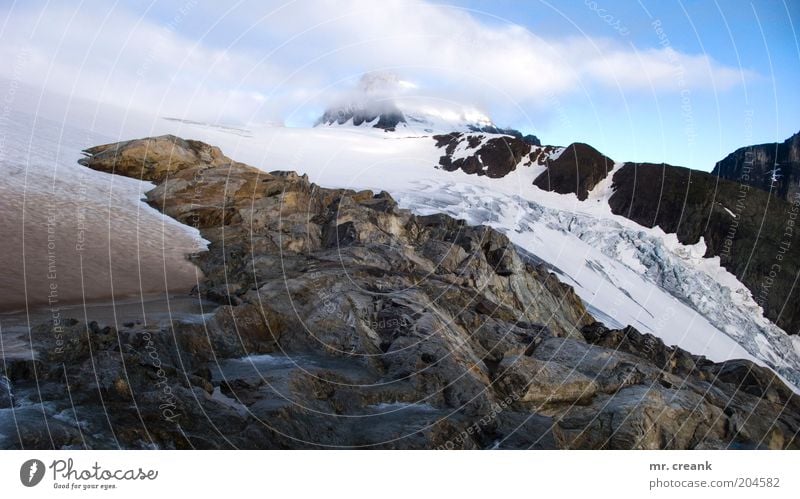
397 179 800 389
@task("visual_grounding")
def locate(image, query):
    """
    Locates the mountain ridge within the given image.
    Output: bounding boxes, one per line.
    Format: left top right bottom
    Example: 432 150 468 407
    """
315 71 540 144
433 131 800 336
712 131 800 202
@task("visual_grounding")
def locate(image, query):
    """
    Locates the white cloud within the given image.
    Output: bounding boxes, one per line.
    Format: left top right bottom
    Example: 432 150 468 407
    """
0 0 755 126
264 0 754 96
0 2 312 124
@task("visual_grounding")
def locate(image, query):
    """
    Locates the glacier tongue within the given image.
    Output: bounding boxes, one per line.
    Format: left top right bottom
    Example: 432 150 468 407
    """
396 180 800 390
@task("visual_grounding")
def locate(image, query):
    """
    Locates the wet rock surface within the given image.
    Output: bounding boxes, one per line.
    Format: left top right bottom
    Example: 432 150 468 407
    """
2 135 797 449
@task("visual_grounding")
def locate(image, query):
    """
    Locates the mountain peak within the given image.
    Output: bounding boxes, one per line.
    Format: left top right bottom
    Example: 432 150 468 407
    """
316 71 530 137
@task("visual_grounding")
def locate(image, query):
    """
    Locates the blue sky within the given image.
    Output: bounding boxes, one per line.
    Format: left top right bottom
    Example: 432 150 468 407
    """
435 0 800 169
1 0 798 170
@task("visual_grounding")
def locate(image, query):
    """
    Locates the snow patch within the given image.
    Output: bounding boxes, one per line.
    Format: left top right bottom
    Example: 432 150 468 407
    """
548 146 567 161
721 205 737 218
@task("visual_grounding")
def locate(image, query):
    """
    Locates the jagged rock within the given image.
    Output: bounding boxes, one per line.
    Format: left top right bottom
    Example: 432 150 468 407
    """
580 323 712 377
434 132 532 178
569 322 800 449
317 105 407 131
554 384 729 449
4 136 798 450
705 358 795 404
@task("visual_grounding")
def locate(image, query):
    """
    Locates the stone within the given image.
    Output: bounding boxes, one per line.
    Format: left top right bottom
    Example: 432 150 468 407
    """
495 355 598 407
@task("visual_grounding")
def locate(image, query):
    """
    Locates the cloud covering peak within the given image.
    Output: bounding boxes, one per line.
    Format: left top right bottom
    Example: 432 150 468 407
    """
0 0 757 129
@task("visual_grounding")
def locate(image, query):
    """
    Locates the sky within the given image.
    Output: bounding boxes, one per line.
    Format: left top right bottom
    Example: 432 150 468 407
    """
0 0 798 170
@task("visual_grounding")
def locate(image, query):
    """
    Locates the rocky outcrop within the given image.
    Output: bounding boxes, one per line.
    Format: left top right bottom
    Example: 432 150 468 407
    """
570 323 798 449
712 132 800 202
469 126 541 146
433 137 612 201
78 135 233 183
609 162 800 335
532 143 615 200
3 136 797 450
434 132 557 178
316 105 407 131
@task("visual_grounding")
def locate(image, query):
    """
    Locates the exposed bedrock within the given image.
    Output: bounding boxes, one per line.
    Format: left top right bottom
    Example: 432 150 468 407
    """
3 135 796 450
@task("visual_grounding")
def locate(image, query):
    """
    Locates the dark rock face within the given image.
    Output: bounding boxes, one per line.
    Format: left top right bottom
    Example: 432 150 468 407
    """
609 162 800 334
532 143 615 201
434 132 555 178
712 132 800 202
5 136 798 450
316 106 407 131
467 125 541 146
0 376 12 409
434 137 614 202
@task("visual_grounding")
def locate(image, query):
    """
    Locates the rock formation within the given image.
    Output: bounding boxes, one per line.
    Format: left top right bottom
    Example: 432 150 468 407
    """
2 135 797 449
533 142 614 200
712 131 800 202
434 132 555 178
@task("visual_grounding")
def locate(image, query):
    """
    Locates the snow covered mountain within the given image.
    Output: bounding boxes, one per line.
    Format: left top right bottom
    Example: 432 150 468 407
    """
8 103 798 391
106 118 795 391
316 72 540 144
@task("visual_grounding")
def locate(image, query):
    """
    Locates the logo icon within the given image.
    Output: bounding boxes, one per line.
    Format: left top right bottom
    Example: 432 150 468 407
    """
20 459 45 487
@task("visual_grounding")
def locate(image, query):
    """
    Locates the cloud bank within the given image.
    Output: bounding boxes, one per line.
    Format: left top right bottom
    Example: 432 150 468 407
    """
0 0 756 126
